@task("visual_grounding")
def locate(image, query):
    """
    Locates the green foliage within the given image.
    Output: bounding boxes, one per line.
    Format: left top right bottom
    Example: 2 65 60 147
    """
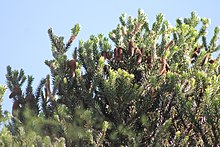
0 85 8 124
1 9 220 146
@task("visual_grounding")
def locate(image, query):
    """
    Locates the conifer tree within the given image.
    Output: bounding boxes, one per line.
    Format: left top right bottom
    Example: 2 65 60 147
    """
1 9 220 146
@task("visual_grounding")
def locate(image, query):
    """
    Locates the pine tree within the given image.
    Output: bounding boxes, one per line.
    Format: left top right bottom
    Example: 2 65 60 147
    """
1 9 220 146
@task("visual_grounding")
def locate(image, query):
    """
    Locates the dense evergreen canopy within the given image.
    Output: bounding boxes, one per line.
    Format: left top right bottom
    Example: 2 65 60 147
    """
0 9 220 146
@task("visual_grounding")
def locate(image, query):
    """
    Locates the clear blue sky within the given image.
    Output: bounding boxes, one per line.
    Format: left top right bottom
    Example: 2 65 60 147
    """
1 1 219 112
